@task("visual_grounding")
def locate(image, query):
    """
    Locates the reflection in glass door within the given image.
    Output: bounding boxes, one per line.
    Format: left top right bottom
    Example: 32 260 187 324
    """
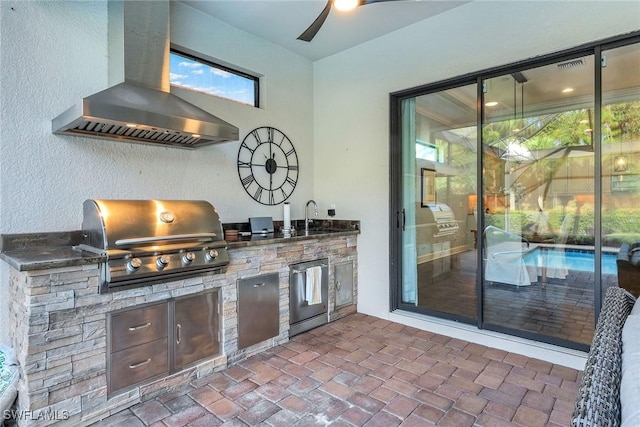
400 84 478 321
481 58 595 345
601 42 640 301
392 36 640 351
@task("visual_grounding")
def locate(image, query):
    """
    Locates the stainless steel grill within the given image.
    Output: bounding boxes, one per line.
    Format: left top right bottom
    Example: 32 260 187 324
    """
80 199 229 293
425 203 459 237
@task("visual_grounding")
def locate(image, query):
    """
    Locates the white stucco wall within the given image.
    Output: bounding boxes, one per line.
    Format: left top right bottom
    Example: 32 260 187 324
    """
0 0 638 365
0 1 313 344
312 1 639 365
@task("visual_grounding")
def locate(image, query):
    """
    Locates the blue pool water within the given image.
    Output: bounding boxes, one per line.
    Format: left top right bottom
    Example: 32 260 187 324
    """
523 248 618 275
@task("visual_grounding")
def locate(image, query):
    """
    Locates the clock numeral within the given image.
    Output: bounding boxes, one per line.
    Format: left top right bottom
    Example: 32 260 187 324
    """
286 176 297 188
288 165 298 171
254 186 263 202
285 148 296 157
267 127 274 142
268 190 275 205
278 134 286 146
241 141 255 154
281 188 288 199
251 130 262 144
238 161 251 168
241 175 255 188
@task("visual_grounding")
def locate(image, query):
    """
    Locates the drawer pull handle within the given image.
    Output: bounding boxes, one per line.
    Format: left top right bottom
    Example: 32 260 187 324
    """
129 358 151 369
253 283 265 288
292 264 327 274
128 322 152 331
176 324 181 344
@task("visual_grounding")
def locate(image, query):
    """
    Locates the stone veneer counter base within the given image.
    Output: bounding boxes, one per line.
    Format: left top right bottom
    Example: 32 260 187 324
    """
1 227 358 426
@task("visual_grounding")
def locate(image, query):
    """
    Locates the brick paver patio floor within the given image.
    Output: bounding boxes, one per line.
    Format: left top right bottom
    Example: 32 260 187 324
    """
91 313 582 426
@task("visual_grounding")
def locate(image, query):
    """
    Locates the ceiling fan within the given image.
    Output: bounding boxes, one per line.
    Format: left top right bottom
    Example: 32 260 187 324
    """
297 0 400 42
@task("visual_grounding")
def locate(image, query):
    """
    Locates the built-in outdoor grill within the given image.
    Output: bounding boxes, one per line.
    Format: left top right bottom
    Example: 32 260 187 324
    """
80 199 229 293
425 203 459 238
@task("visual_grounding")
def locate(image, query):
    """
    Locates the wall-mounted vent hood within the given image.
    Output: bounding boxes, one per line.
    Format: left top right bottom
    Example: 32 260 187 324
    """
52 1 239 149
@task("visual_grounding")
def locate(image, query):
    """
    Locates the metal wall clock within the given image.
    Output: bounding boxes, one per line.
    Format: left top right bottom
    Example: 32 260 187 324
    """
237 126 299 205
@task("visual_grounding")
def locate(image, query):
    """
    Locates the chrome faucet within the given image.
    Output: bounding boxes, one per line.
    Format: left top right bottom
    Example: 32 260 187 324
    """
305 200 318 232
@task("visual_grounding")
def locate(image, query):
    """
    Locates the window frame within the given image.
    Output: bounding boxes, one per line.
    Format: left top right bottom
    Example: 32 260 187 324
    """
169 48 260 107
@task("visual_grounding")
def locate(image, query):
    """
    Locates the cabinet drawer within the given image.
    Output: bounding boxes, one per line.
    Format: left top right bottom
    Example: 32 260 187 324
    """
109 338 168 392
110 302 167 353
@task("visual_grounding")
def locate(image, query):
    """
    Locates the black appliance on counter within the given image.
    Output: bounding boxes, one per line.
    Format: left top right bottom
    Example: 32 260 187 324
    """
80 199 230 293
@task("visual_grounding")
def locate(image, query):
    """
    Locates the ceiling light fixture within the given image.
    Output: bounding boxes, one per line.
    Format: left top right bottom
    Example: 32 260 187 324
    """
334 0 358 11
485 101 498 107
614 155 628 172
614 125 629 173
562 87 574 93
298 0 402 42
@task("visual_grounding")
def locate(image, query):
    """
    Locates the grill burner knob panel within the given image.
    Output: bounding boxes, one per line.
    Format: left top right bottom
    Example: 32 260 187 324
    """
156 255 170 270
126 258 142 273
182 252 196 264
205 249 219 261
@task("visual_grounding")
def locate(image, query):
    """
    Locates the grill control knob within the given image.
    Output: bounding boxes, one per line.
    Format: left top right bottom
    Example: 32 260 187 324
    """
182 252 196 264
126 258 142 273
156 255 170 269
205 249 219 261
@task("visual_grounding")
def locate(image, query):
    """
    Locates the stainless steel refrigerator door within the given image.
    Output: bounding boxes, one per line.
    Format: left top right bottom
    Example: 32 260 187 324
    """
289 259 329 325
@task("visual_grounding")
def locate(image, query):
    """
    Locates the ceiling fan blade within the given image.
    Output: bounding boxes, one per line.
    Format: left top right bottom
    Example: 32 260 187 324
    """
297 0 333 42
361 0 401 4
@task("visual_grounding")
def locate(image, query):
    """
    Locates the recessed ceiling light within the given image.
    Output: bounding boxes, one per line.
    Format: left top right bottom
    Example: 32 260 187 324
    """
485 101 499 107
126 123 137 128
562 88 574 93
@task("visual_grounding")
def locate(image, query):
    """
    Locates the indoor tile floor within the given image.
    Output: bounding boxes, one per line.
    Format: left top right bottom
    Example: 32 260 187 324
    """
417 249 611 345
91 313 582 427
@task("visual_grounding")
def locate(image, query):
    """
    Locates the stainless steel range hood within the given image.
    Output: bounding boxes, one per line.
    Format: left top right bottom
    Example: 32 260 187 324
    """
52 1 239 148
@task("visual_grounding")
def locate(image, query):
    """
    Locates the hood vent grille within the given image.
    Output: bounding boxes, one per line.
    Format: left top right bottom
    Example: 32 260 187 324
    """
51 1 238 148
557 59 584 70
71 122 202 146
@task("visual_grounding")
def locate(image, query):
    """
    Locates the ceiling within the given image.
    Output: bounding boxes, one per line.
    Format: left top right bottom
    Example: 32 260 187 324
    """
180 0 468 61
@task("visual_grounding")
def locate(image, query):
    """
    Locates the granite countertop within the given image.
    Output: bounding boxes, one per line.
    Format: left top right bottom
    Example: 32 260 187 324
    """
224 219 360 248
0 220 360 272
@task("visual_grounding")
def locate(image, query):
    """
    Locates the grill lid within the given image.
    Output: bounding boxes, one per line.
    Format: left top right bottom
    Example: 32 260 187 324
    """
81 199 229 293
82 199 225 251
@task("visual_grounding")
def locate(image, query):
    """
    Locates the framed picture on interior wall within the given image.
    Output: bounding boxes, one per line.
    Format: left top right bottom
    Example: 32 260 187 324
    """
421 168 436 207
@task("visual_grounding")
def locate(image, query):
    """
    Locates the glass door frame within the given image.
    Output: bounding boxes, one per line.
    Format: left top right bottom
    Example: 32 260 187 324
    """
389 31 640 352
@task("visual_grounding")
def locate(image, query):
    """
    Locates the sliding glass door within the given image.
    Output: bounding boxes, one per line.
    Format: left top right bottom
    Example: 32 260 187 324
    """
391 34 640 350
601 42 640 304
399 84 478 322
481 58 595 345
